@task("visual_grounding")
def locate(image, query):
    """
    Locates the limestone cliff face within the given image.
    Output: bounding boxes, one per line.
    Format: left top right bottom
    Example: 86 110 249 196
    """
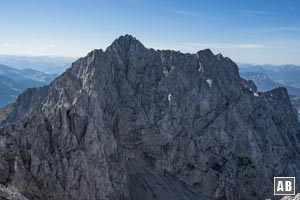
290 95 300 121
1 35 300 200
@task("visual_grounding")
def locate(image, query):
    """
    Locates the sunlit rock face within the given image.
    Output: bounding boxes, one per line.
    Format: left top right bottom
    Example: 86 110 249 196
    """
1 35 300 200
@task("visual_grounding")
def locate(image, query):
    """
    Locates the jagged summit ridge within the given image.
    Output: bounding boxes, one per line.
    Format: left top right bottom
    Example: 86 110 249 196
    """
0 35 300 200
110 34 144 49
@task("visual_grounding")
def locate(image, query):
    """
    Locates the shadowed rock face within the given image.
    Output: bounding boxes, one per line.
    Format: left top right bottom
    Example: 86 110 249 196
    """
1 35 300 200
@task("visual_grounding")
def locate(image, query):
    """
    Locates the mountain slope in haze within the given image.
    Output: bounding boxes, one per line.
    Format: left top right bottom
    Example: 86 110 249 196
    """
239 64 300 88
0 64 57 83
0 75 23 107
240 72 300 96
240 72 300 121
1 35 300 200
0 64 58 108
0 55 74 74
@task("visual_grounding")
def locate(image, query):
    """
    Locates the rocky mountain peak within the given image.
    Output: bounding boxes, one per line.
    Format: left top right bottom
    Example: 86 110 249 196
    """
197 48 214 57
0 36 300 200
107 34 145 54
114 34 141 45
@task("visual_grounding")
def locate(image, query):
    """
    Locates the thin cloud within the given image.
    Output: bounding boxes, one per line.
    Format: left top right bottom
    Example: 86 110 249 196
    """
162 8 223 21
145 41 268 56
241 10 278 16
172 10 205 18
179 42 267 50
46 42 55 48
251 26 300 33
0 43 17 48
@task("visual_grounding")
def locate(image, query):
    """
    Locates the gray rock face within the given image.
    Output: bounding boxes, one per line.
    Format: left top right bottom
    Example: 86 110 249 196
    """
1 35 300 200
241 78 257 92
0 184 28 200
290 95 300 121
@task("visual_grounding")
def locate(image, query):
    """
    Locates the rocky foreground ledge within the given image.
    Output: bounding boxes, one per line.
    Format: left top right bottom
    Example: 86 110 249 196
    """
281 194 300 200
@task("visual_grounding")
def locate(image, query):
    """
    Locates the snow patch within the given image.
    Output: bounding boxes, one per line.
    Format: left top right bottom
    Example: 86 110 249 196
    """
163 66 175 77
14 160 18 171
254 92 259 97
198 62 203 72
168 93 172 102
161 54 166 63
206 79 213 88
163 69 169 77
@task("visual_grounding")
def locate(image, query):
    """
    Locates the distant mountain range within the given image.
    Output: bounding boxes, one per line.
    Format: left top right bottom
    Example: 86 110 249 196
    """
0 55 74 74
240 72 300 96
0 64 58 108
239 63 300 88
239 64 300 121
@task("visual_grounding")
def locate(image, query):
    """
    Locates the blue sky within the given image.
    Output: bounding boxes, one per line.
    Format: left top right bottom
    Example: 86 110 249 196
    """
0 0 299 64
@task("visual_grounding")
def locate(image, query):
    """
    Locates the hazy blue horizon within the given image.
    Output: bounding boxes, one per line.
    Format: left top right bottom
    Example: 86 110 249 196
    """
1 0 300 65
